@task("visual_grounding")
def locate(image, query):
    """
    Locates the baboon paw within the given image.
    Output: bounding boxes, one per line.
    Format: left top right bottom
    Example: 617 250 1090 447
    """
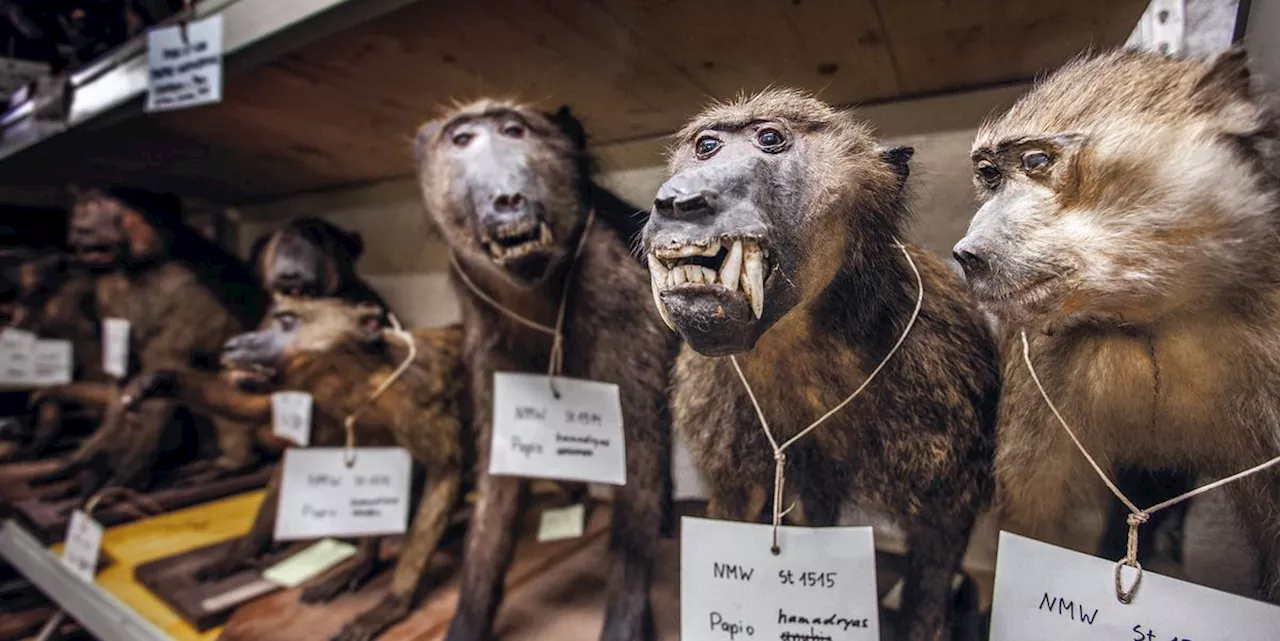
331 597 410 641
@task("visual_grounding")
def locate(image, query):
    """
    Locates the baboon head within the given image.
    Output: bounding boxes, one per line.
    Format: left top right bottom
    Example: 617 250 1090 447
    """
67 187 180 267
250 218 365 297
415 99 589 286
220 294 385 385
954 48 1280 329
643 89 912 355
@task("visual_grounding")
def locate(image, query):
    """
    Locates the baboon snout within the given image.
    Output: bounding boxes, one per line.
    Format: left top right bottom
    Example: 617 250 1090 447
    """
951 237 991 278
653 184 718 220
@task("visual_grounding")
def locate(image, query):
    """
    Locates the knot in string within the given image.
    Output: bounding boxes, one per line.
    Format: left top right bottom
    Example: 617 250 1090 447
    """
731 241 923 555
449 210 595 399
343 313 416 468
1020 329 1280 604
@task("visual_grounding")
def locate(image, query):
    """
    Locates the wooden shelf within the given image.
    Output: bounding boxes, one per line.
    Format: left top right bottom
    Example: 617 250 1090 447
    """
0 0 1148 208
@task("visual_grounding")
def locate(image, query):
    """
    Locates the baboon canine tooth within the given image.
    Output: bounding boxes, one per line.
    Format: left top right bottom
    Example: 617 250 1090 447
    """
720 240 743 291
744 243 765 319
650 274 676 331
648 255 670 289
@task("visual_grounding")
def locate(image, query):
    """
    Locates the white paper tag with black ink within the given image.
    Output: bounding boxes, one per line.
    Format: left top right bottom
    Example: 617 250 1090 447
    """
537 503 586 542
274 447 412 541
490 372 626 486
991 531 1280 640
61 510 104 583
102 318 130 379
0 328 36 386
146 15 223 112
681 517 880 641
271 391 313 447
32 340 73 386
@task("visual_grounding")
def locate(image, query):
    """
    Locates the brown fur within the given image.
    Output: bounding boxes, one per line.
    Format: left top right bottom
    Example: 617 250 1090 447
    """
48 188 268 491
415 99 677 641
958 48 1280 598
649 90 1000 641
145 295 469 639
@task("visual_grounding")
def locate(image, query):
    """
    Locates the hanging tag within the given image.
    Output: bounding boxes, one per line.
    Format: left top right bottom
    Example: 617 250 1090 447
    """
489 372 626 486
102 318 130 379
271 391 313 447
681 517 879 640
145 15 224 112
537 504 586 542
274 447 412 541
262 538 358 588
31 339 73 386
990 531 1280 639
0 328 36 386
61 510 104 583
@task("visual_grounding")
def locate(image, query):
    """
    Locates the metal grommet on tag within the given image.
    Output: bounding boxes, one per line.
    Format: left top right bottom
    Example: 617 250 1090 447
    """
770 545 780 556
342 446 358 469
1115 558 1143 604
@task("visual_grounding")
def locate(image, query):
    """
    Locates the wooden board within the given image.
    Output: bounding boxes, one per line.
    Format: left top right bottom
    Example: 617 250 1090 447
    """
12 464 274 543
0 0 1149 205
219 505 611 641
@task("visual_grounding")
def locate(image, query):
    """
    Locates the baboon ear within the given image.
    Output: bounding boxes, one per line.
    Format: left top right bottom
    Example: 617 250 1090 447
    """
1194 46 1261 135
353 302 386 346
548 105 587 151
879 146 914 182
414 120 444 164
336 228 365 259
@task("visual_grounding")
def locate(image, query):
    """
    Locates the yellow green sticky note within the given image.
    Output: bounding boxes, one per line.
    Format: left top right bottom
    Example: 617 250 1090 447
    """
537 503 586 542
262 538 357 588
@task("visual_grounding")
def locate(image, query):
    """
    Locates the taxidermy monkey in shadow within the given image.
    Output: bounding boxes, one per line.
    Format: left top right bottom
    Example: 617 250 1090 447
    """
643 89 1000 640
953 47 1280 600
34 186 268 492
248 216 392 311
0 249 108 460
136 294 470 639
415 100 677 641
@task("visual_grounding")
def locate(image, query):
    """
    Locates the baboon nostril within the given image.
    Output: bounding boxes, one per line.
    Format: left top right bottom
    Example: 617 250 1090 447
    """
653 195 675 213
952 248 986 274
673 190 717 218
493 193 526 214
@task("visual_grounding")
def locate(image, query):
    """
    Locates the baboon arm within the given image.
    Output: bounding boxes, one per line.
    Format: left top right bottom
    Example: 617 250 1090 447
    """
167 370 272 423
31 382 118 411
388 469 462 598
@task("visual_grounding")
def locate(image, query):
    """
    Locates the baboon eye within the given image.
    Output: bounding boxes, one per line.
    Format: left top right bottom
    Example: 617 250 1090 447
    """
501 123 525 138
976 161 1002 189
1021 151 1052 171
756 128 786 151
451 132 473 147
695 135 722 159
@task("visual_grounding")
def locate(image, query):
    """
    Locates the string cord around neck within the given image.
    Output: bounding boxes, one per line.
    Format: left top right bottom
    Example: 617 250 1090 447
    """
730 241 924 554
342 312 417 467
448 210 596 396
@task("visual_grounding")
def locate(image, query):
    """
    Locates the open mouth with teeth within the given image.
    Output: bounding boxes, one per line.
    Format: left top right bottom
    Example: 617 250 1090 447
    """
73 244 119 265
648 238 770 332
483 219 554 262
224 362 278 392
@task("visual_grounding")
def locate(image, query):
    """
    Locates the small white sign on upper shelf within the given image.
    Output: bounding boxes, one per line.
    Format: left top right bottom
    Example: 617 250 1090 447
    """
146 15 224 112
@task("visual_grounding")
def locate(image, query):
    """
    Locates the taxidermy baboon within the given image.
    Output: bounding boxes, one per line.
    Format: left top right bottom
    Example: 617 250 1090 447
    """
0 249 110 460
42 186 268 490
248 217 391 310
139 294 469 637
952 47 1280 598
643 89 999 640
415 100 677 641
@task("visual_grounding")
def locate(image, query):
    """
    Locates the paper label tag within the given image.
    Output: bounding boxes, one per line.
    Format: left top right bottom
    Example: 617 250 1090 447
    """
61 510 104 583
102 318 130 379
681 517 880 641
271 391 313 447
0 328 36 385
537 504 586 542
490 372 626 486
262 538 358 588
991 531 1280 639
146 15 224 112
274 447 412 541
32 340 73 386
